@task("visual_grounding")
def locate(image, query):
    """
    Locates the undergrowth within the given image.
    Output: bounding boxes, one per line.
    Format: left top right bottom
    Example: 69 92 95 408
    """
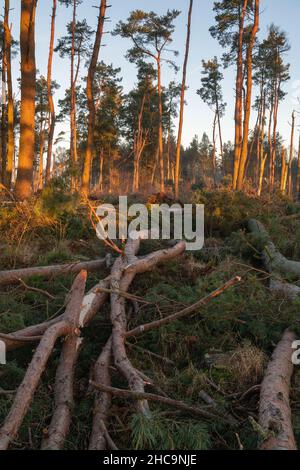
1 190 300 449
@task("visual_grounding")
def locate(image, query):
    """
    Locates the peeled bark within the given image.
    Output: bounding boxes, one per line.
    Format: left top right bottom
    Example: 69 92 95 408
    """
2 276 110 351
0 271 87 450
15 0 37 200
259 329 297 450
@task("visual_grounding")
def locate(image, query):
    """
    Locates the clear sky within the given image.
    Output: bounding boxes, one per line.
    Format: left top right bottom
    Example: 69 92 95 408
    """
8 0 300 149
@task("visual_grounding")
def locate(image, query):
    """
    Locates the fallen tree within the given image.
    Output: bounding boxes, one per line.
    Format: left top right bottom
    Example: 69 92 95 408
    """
259 329 297 450
0 235 242 450
248 219 300 280
0 270 87 450
0 258 108 286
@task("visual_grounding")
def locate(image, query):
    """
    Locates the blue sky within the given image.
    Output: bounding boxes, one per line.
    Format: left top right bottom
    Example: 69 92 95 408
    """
8 0 300 149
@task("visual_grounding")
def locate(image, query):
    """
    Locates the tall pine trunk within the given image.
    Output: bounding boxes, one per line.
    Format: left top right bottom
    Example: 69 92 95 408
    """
237 0 259 190
174 0 193 198
46 0 57 183
81 0 107 196
15 0 37 200
233 0 248 190
157 56 165 193
1 2 8 184
287 111 295 198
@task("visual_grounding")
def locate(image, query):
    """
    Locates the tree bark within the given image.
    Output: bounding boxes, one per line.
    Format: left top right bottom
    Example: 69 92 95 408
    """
237 0 260 190
233 0 248 190
259 329 297 450
15 0 37 200
3 0 14 190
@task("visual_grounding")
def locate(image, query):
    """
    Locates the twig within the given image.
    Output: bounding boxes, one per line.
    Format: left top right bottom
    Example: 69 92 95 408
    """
126 276 242 337
90 382 236 425
17 278 56 300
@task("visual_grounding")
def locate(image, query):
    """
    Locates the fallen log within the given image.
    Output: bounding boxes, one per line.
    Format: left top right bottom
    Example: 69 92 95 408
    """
248 219 300 280
259 329 297 450
0 258 107 286
89 337 112 450
269 279 300 301
110 237 186 418
0 270 87 450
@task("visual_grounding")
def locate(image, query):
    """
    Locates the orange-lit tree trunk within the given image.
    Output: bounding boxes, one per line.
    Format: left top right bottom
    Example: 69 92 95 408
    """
46 0 57 183
70 0 78 191
174 0 193 198
157 55 165 193
237 0 259 191
233 0 248 190
81 0 107 197
280 147 288 195
15 0 37 200
288 111 295 198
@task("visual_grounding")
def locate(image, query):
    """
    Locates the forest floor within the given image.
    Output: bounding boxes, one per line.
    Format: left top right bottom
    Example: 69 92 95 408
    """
1 186 300 450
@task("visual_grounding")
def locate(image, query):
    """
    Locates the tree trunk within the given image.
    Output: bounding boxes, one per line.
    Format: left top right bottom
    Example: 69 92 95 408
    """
288 111 295 198
133 93 146 192
81 0 107 197
45 0 57 183
70 0 77 191
1 2 8 186
280 147 288 195
257 100 266 196
237 0 259 190
99 148 104 192
174 0 193 198
157 56 165 193
15 0 37 200
259 329 297 451
233 0 248 190
3 0 14 190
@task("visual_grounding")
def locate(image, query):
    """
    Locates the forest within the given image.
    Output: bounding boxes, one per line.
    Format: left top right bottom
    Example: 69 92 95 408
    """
1 0 300 454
